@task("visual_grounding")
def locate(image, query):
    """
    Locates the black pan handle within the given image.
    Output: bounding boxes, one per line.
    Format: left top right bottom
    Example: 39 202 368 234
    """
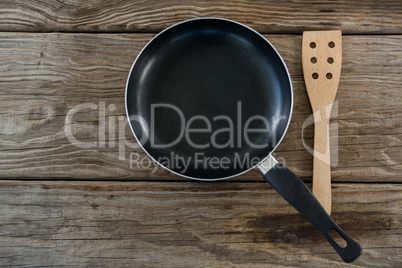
259 158 362 263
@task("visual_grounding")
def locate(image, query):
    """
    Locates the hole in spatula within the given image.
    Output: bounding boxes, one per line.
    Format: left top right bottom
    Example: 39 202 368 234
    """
312 73 319 79
311 57 317 63
310 42 316 48
326 73 333 79
328 41 335 48
327 57 334 64
329 229 347 248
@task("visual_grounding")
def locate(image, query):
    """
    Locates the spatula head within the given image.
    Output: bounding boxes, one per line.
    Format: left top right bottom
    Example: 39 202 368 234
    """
302 31 342 112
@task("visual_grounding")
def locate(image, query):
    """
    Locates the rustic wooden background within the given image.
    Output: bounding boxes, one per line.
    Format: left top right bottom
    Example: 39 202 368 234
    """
0 1 401 266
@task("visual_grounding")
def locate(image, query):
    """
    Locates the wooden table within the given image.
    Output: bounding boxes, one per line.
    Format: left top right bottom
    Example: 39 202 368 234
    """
0 1 401 266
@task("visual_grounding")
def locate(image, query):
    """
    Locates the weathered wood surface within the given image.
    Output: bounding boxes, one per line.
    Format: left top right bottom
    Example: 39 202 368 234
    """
0 181 400 267
0 0 401 34
0 1 400 267
0 33 400 181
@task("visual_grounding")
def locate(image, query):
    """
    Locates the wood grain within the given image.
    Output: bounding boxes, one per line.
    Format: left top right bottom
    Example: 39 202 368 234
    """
0 33 401 182
0 0 401 34
0 180 400 267
303 30 343 215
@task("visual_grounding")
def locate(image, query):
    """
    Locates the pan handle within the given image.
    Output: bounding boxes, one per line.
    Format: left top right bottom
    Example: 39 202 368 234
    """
258 156 362 263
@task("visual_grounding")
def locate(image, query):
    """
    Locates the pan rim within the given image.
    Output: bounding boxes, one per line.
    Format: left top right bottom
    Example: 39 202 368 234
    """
125 17 294 181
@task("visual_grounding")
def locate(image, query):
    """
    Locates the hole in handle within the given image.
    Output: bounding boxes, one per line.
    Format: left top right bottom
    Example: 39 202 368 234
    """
310 42 316 48
311 57 317 63
312 73 319 79
326 73 333 79
329 229 347 248
327 57 334 64
328 41 335 48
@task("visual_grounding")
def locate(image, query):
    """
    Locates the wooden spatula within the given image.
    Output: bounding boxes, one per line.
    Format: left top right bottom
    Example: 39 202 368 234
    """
302 31 342 215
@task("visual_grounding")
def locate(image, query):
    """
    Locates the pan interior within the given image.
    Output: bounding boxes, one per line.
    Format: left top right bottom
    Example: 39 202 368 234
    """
126 19 292 179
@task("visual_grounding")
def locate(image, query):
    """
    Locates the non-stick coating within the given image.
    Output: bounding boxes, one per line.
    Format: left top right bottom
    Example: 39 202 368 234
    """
126 18 292 179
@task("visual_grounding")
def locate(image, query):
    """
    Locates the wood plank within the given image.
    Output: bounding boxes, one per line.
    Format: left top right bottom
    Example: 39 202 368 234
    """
0 33 401 182
0 181 400 266
0 1 401 34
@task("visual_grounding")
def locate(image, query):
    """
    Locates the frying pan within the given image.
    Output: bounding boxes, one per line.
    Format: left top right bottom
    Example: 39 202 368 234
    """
125 18 362 263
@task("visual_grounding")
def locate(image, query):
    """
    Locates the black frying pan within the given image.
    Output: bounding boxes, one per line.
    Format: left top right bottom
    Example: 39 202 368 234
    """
126 18 362 262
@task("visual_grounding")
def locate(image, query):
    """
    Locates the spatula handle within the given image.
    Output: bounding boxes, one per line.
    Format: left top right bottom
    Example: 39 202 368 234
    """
302 30 342 216
312 115 332 215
